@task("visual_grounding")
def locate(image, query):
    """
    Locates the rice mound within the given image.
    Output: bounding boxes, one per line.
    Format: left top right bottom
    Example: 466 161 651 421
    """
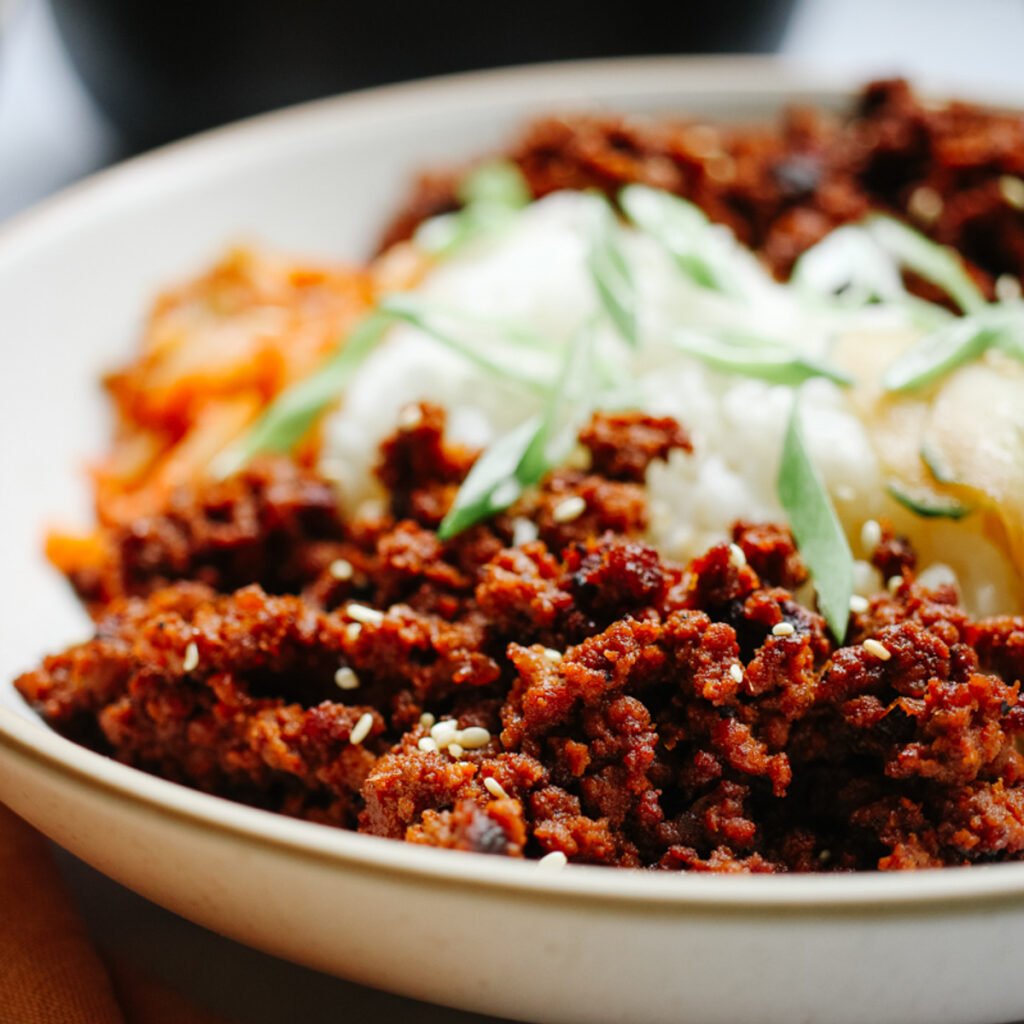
321 192 1018 615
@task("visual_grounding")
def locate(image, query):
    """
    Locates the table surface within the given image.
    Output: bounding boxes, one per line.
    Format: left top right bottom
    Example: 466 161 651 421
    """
3 0 1024 1020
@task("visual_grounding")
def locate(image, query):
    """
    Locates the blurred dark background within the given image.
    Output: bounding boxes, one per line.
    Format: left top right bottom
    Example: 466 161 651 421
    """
3 0 1023 222
48 0 795 152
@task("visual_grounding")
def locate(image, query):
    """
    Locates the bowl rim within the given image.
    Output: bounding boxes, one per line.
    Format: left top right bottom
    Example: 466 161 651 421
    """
9 703 1024 913
5 52 1024 914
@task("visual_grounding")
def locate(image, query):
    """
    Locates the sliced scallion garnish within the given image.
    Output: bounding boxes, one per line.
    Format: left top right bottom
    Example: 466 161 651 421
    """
587 199 638 347
866 215 986 314
882 318 996 392
380 295 552 394
439 324 595 539
991 310 1024 363
886 481 973 520
517 321 594 482
458 160 531 209
213 286 564 478
437 416 543 540
415 160 530 256
670 329 852 387
211 311 392 477
619 184 736 295
791 224 907 306
920 441 959 486
776 400 854 642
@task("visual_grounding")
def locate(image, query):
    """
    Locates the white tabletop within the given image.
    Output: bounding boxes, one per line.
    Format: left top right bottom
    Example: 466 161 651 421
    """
3 1 1023 1020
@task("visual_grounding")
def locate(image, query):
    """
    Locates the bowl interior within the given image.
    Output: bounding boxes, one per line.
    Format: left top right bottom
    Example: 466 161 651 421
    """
6 52 1024 917
0 57 862 708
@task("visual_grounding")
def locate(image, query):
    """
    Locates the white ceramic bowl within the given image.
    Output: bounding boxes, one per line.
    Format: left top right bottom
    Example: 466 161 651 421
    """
3 57 1024 1024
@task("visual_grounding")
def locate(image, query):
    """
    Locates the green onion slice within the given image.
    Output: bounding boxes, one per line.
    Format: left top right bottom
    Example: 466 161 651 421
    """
791 224 906 305
882 318 996 392
437 416 543 540
920 441 959 486
866 215 986 314
587 199 638 347
380 295 553 394
991 310 1024 363
439 324 596 539
776 399 854 642
211 311 391 477
416 160 530 256
620 184 737 295
670 329 852 387
886 481 973 520
457 160 531 208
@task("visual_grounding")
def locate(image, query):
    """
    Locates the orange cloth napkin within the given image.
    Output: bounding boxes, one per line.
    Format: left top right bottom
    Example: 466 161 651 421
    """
0 801 229 1024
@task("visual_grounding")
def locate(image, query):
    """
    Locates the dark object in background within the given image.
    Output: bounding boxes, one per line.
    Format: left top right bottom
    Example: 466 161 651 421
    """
50 0 795 153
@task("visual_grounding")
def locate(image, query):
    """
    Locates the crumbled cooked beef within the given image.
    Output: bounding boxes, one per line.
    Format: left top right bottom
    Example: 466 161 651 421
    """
67 458 348 613
16 584 383 826
379 79 1024 293
20 80 1024 870
17 408 1024 872
376 401 476 527
578 411 693 483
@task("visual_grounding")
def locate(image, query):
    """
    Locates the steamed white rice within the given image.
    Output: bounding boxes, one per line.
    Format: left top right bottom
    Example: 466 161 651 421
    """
321 192 1017 616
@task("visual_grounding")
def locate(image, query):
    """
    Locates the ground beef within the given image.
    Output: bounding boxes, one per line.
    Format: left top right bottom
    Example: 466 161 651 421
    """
68 458 349 614
578 411 693 483
16 408 1024 871
378 79 1024 293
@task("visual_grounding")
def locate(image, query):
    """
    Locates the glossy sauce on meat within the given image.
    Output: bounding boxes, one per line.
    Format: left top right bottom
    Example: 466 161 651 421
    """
17 409 1024 871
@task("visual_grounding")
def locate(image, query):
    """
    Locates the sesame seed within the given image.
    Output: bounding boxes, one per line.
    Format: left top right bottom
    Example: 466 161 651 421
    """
860 519 882 554
537 850 568 869
334 666 360 691
417 736 438 753
182 641 199 673
862 638 892 661
564 444 593 472
996 274 1022 302
328 558 354 581
350 712 374 745
484 777 509 800
398 404 424 431
772 622 795 637
835 484 856 503
448 742 465 760
728 543 747 569
1000 175 1024 211
419 712 436 730
457 726 491 750
907 186 943 226
512 517 539 547
430 719 459 746
887 575 903 595
542 648 563 664
551 495 586 524
344 622 363 644
347 603 384 626
729 663 743 684
849 595 869 614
